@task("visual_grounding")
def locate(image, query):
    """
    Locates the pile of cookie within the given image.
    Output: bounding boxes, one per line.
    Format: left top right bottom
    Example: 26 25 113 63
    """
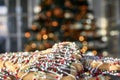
0 42 120 80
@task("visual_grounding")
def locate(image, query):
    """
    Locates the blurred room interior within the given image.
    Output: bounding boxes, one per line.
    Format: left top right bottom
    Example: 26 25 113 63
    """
0 0 120 58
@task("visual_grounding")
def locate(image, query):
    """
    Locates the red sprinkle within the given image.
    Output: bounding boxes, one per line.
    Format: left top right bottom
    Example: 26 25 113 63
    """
42 70 44 72
25 60 29 64
53 68 57 72
60 59 64 64
117 73 120 76
15 74 18 79
56 76 58 78
96 76 99 80
71 55 74 59
16 69 19 73
4 75 7 79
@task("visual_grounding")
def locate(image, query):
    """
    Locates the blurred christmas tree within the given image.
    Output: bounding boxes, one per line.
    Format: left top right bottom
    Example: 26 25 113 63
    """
24 0 108 56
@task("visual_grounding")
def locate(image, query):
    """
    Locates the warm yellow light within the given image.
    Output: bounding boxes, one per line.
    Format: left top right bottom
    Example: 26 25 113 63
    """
31 43 37 49
49 33 54 38
31 25 37 30
46 11 52 17
36 34 41 40
80 49 86 54
52 21 58 27
83 46 88 51
43 34 48 40
25 32 31 38
80 46 87 54
79 36 84 41
92 50 97 55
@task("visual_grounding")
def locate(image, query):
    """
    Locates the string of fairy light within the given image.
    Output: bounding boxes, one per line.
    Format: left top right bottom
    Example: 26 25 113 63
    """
24 0 108 56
